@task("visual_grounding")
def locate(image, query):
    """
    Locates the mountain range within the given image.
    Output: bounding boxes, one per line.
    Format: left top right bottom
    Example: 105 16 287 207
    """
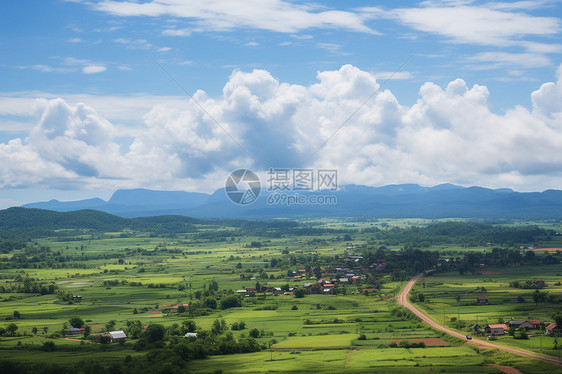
19 184 562 219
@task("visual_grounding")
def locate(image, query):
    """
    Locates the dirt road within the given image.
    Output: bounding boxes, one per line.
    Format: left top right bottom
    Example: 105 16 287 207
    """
397 273 562 366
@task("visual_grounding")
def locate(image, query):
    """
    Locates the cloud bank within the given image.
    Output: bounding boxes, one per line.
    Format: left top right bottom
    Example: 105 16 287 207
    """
1 63 562 192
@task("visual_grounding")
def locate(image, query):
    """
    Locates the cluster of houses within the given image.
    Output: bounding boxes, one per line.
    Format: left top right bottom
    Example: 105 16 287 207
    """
236 260 371 297
478 320 562 336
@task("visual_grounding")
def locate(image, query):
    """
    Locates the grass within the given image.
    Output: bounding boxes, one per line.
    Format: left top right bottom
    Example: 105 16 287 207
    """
2 218 562 372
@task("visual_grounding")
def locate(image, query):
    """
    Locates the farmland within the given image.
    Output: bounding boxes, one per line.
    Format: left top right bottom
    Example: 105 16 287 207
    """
1 208 562 373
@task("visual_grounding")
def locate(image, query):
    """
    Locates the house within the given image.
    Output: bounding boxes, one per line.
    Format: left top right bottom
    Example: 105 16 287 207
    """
508 320 524 326
534 280 547 288
73 295 82 301
109 330 127 342
472 324 482 332
184 332 197 338
485 324 509 336
308 284 321 294
547 324 562 336
525 320 541 329
518 321 534 329
476 296 488 304
68 327 84 336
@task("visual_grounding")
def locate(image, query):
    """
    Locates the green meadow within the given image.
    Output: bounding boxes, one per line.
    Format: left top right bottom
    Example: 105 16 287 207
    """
1 215 562 373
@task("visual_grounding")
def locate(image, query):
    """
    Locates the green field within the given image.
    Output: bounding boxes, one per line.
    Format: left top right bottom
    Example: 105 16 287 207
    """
1 216 562 373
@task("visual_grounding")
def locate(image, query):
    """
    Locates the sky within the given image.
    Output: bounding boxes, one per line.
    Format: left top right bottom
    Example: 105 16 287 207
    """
1 0 562 207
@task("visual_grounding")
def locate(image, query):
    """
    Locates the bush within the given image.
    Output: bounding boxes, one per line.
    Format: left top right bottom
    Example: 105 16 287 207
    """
248 328 260 338
41 341 56 352
358 334 367 340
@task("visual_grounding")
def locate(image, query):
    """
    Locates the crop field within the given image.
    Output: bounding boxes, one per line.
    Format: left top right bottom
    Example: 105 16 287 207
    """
1 214 562 373
411 266 562 360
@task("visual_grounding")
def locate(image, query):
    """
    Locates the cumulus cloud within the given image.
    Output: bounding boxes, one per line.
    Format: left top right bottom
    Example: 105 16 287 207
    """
532 64 562 120
1 64 562 192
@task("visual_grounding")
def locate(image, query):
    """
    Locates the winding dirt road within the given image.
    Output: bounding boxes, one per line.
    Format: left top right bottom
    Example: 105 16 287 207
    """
397 273 562 367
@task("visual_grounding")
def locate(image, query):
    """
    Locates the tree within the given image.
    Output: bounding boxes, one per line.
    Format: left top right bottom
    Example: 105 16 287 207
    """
41 341 56 352
220 294 242 309
248 328 260 338
6 323 18 336
133 308 138 315
143 323 165 343
13 311 20 319
211 319 227 335
42 326 49 334
125 320 143 339
32 327 38 335
182 320 196 333
508 324 516 336
68 315 85 328
292 305 298 310
294 288 305 298
105 320 116 332
554 314 562 327
83 325 91 338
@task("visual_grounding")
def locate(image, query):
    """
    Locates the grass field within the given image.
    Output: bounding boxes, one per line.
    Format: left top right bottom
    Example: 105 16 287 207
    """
2 218 562 372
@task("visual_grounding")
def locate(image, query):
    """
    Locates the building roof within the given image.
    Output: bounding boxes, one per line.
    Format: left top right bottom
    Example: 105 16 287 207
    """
69 328 82 332
184 332 197 337
547 323 559 331
487 324 509 330
477 296 488 300
109 331 127 339
527 320 541 325
508 320 525 325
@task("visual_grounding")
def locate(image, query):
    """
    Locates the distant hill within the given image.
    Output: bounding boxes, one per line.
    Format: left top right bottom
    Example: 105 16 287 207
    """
0 207 131 231
0 207 206 233
20 184 562 219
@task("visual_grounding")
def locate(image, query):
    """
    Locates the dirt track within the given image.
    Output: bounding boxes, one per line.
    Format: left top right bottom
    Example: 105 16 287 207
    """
397 273 562 367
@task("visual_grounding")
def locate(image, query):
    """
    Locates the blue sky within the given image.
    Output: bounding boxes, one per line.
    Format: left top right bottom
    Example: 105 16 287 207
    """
1 0 562 207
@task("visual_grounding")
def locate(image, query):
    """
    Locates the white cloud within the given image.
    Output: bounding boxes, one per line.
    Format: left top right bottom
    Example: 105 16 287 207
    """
2 64 562 192
113 38 153 49
17 64 76 73
92 0 377 34
389 5 560 47
245 42 258 47
82 65 107 74
158 46 172 52
532 64 562 119
68 37 82 43
467 52 552 68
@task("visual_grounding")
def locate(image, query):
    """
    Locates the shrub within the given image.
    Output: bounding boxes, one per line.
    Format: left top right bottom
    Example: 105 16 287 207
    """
41 341 56 352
